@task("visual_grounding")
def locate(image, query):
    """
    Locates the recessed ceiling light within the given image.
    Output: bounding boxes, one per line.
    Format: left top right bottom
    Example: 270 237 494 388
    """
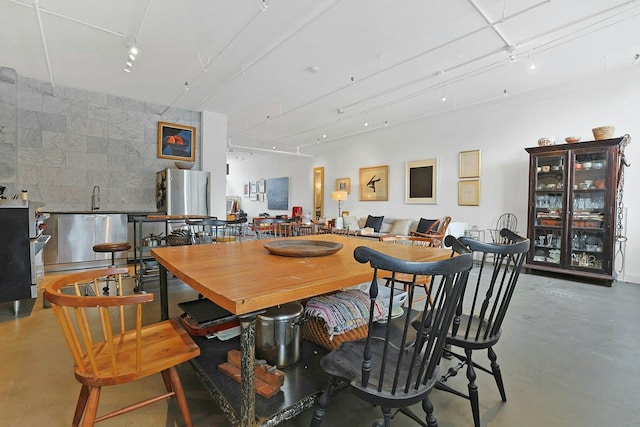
129 45 139 56
364 122 369 127
441 96 447 102
322 134 327 138
126 61 133 67
529 63 536 71
124 67 131 73
129 54 136 61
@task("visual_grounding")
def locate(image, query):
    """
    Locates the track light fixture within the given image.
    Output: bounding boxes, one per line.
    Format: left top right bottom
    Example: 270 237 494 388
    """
124 43 140 73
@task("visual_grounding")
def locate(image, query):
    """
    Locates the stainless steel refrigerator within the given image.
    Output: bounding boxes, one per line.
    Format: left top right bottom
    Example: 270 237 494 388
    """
156 168 210 216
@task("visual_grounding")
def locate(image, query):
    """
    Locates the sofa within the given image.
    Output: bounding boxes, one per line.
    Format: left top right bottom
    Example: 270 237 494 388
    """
341 215 419 237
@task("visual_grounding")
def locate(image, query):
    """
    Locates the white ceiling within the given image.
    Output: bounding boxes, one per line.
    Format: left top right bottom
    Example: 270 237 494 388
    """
2 0 639 162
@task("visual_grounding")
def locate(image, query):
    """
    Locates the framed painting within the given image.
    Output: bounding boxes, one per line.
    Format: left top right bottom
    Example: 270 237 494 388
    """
250 181 257 195
406 159 437 204
157 122 196 161
257 179 266 193
268 176 289 210
359 165 389 201
459 149 481 178
242 182 250 197
458 179 480 206
335 177 351 193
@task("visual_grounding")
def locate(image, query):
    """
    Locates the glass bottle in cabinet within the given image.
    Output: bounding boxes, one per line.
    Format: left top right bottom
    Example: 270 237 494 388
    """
525 137 626 286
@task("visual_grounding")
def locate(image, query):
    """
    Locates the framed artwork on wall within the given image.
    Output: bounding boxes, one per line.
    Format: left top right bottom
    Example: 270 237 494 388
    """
406 159 437 204
359 165 389 201
459 149 481 178
458 179 480 206
157 122 196 161
335 177 351 193
257 179 266 193
242 182 250 197
250 181 257 195
267 176 289 210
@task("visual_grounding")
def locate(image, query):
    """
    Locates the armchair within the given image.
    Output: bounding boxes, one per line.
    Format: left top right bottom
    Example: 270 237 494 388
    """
410 216 451 248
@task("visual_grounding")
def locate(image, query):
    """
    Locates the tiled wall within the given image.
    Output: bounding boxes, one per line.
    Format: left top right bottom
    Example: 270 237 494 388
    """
0 66 201 212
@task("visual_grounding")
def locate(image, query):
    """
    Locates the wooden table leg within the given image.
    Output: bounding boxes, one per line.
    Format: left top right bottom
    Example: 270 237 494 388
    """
239 313 258 427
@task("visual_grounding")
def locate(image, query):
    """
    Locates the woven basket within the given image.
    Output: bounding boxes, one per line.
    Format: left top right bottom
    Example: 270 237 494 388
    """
303 317 368 351
592 126 615 140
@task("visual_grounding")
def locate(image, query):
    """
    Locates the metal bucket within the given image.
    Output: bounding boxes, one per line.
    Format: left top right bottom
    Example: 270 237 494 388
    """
256 302 305 367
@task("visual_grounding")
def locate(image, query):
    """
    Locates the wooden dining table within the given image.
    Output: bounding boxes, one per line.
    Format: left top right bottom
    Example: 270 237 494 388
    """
151 234 451 426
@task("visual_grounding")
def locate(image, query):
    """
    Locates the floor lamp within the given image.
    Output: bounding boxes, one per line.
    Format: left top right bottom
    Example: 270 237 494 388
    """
332 191 348 229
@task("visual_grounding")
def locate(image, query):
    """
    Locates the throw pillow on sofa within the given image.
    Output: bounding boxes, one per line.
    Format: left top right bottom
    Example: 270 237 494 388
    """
390 219 413 236
364 215 384 232
343 215 360 231
379 222 393 233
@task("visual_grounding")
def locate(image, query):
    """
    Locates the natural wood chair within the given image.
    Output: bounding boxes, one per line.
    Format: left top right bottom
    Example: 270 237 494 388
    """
410 216 451 248
254 217 294 239
311 237 473 427
44 267 200 427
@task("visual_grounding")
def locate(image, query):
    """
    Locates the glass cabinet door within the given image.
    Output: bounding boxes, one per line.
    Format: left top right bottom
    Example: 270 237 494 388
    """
570 150 608 272
533 154 565 265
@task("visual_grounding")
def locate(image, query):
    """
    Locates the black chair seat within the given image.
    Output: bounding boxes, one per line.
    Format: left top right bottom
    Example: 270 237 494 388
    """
322 339 438 408
447 314 502 350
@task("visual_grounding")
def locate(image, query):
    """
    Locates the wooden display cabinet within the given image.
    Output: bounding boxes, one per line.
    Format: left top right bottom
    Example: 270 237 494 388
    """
524 137 628 286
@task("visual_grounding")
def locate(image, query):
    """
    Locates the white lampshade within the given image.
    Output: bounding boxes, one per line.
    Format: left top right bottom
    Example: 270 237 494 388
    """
331 191 348 201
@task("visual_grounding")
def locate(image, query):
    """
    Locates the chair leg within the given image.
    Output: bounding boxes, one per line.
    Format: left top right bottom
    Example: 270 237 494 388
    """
465 348 480 427
81 386 101 427
72 385 90 427
422 396 438 427
167 366 193 427
488 347 507 401
379 407 392 427
310 379 333 427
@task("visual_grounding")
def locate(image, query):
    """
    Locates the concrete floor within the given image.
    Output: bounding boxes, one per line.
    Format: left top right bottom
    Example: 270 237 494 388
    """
1 270 639 427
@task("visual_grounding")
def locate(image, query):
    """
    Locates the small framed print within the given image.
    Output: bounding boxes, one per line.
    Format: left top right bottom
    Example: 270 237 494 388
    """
157 122 196 161
336 177 351 193
242 182 250 197
250 181 257 195
257 179 266 193
459 149 481 178
359 165 389 201
458 180 480 206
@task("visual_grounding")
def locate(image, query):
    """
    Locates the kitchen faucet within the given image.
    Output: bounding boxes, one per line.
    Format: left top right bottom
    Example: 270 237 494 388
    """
91 186 100 211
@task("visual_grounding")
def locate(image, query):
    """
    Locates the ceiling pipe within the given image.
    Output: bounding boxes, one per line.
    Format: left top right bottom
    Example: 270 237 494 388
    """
467 0 514 48
197 0 343 108
160 3 264 116
227 143 312 158
32 0 54 90
8 0 126 37
229 0 549 140
134 0 154 43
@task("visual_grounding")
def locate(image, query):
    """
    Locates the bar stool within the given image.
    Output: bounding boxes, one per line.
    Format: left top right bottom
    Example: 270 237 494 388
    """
93 242 131 295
